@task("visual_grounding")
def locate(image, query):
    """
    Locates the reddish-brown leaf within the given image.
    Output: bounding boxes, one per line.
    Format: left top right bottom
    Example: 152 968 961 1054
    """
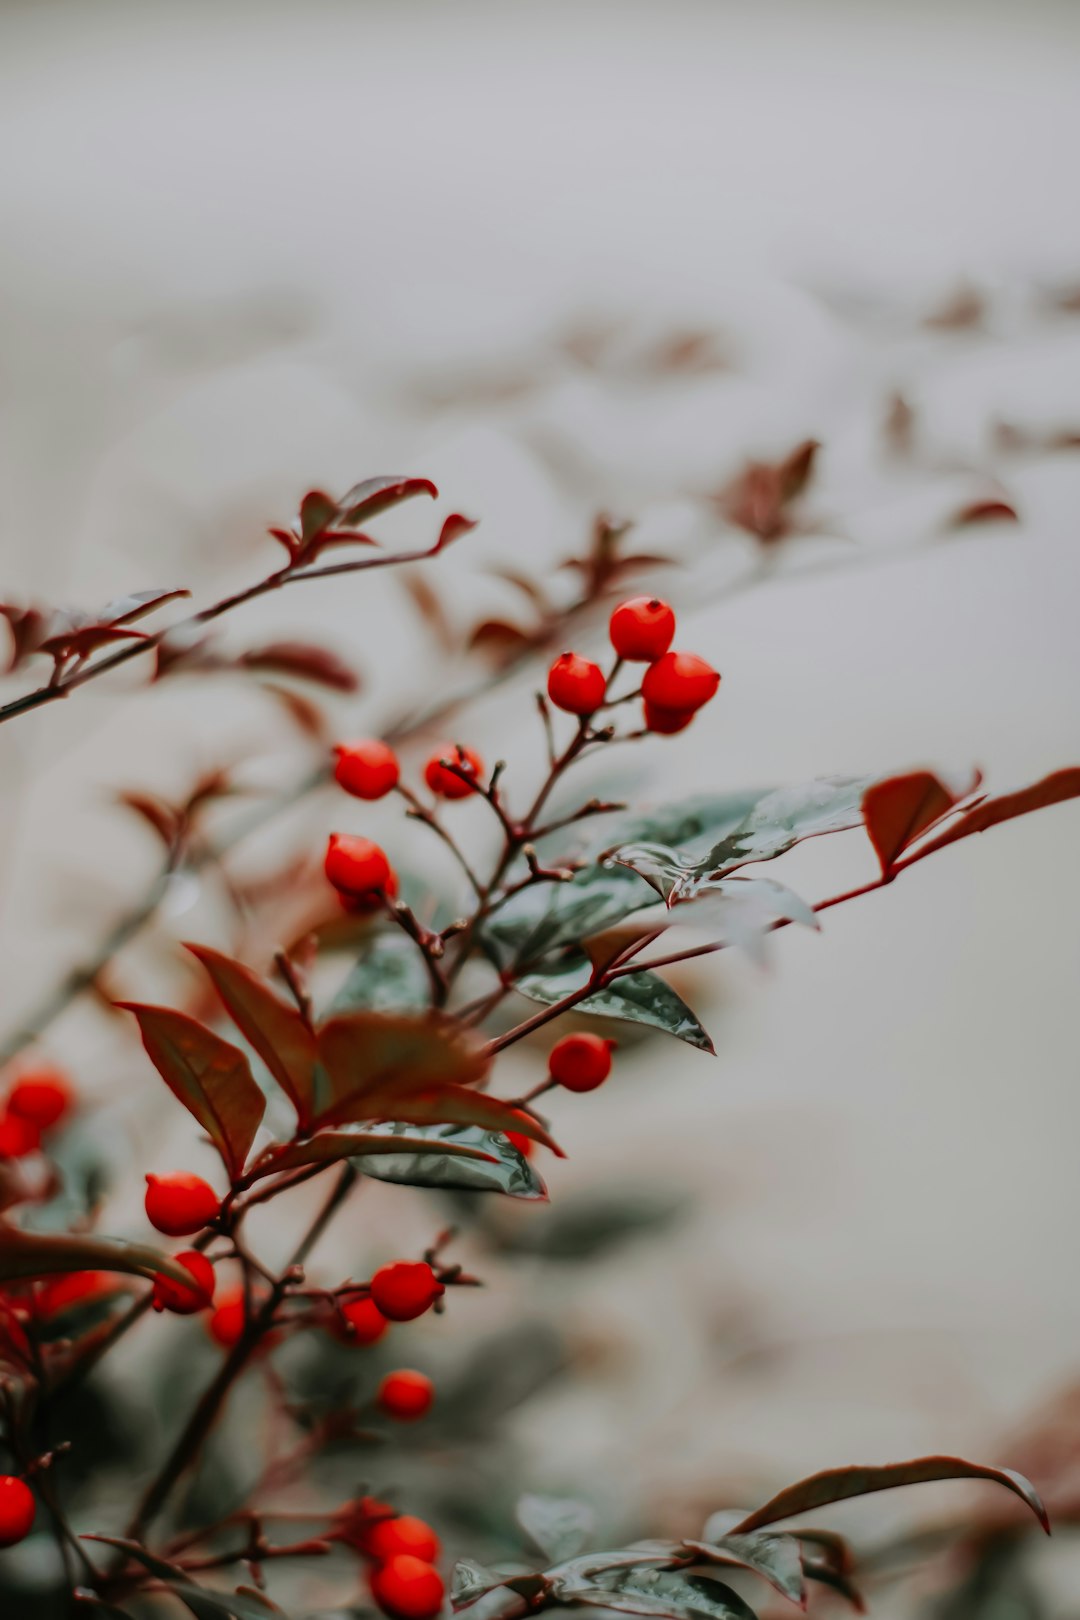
39 624 149 659
313 1011 489 1128
435 513 478 551
185 944 317 1130
298 490 339 543
117 792 181 850
0 1225 192 1287
862 772 961 875
949 497 1019 528
118 1001 265 1179
900 768 1080 865
101 587 191 626
337 475 439 527
0 603 50 669
353 1085 562 1153
238 640 360 691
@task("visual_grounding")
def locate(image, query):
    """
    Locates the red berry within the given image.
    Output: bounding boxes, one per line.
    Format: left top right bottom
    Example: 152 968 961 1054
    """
339 867 399 915
145 1172 221 1237
325 835 394 900
642 700 696 735
377 1369 435 1422
0 1111 40 1159
6 1068 73 1130
369 1262 444 1323
0 1476 35 1548
35 1271 117 1320
365 1514 441 1565
207 1288 247 1348
334 740 401 800
548 1033 614 1093
423 745 484 800
609 597 676 662
152 1250 216 1315
641 652 720 713
504 1129 535 1160
370 1554 445 1620
546 652 606 716
337 1295 389 1345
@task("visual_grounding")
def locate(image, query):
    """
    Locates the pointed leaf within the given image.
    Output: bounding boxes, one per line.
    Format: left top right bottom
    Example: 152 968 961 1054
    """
683 1534 804 1606
350 1083 562 1154
564 1568 757 1620
862 772 963 875
517 1494 595 1562
119 1002 265 1178
517 957 713 1052
0 1225 191 1286
436 513 478 551
898 768 1080 866
84 1542 291 1619
357 1123 547 1198
250 1127 501 1179
298 490 339 542
237 641 359 691
338 475 439 527
102 587 191 626
664 877 818 965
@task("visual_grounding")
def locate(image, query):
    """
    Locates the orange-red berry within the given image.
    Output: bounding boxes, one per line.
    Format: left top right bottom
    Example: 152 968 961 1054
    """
337 1296 389 1346
547 652 606 716
207 1287 247 1348
377 1369 435 1422
609 597 676 662
548 1033 614 1093
152 1250 216 1315
6 1068 73 1130
369 1262 444 1322
145 1172 221 1237
365 1514 441 1565
0 1476 35 1548
641 651 720 713
35 1271 116 1320
370 1554 445 1620
325 834 394 900
423 745 484 800
334 740 401 800
0 1111 40 1159
642 700 696 735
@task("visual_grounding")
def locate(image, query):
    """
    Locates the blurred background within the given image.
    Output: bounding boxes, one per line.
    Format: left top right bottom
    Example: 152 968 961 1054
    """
2 1 1080 1614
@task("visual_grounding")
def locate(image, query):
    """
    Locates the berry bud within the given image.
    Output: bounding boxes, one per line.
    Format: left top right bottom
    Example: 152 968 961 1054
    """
548 1032 614 1093
152 1250 216 1315
370 1554 445 1620
145 1172 221 1237
377 1369 435 1422
334 740 401 800
207 1287 247 1349
609 597 676 662
364 1514 441 1565
642 700 696 735
423 745 484 799
641 652 720 713
0 1476 35 1549
369 1261 444 1322
337 1295 389 1346
0 1111 41 1159
546 652 606 716
6 1068 73 1130
325 835 394 901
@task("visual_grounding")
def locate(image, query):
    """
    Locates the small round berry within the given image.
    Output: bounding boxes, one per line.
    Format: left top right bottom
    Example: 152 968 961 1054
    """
0 1476 35 1549
504 1129 535 1160
144 1172 221 1237
548 1033 614 1093
642 700 696 736
325 834 393 900
339 867 399 915
377 1370 435 1422
609 597 676 662
641 652 720 713
334 740 401 801
152 1250 216 1315
6 1068 73 1130
546 652 606 716
207 1288 247 1349
370 1554 445 1620
337 1296 389 1346
423 745 484 800
0 1111 40 1159
365 1514 441 1565
369 1262 444 1323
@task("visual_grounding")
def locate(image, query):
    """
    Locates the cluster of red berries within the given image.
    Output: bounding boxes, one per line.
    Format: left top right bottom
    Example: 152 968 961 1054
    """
0 1065 73 1159
338 1498 445 1620
547 597 720 734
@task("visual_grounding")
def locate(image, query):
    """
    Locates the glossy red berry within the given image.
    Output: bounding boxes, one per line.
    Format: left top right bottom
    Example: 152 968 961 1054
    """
207 1288 247 1348
609 597 676 662
0 1476 35 1548
334 740 401 800
0 1111 41 1159
370 1554 445 1620
641 651 720 713
548 1033 614 1093
369 1262 444 1322
6 1068 73 1130
365 1514 441 1565
377 1370 435 1422
325 835 394 900
152 1250 216 1315
546 652 606 716
423 745 484 799
144 1172 221 1237
337 1296 389 1345
642 700 696 736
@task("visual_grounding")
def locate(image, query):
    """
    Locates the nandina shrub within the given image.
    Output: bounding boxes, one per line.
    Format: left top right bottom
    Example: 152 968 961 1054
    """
0 470 1075 1617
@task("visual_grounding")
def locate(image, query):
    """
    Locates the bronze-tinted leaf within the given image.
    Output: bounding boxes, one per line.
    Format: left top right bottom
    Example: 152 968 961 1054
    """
101 588 191 626
0 1224 191 1286
313 1010 489 1127
237 640 359 691
862 771 962 875
900 768 1080 865
337 475 439 527
435 513 478 551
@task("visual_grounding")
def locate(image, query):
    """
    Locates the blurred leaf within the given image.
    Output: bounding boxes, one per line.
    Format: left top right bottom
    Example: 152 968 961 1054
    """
337 475 439 527
0 1224 190 1285
85 1541 293 1618
517 1494 595 1562
558 1566 757 1620
237 641 359 691
517 957 713 1051
491 1190 685 1261
683 1534 804 1605
717 441 820 545
299 490 340 542
898 768 1080 866
451 1559 510 1607
119 1002 266 1178
436 513 479 551
357 1124 547 1199
949 497 1019 528
661 877 817 966
861 772 964 875
326 934 431 1015
101 587 191 626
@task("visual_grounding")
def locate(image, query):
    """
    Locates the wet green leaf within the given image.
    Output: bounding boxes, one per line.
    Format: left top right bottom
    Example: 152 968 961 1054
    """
517 1493 595 1562
517 957 713 1051
683 1533 804 1605
560 1566 758 1620
249 1126 503 1180
326 933 431 1016
358 1124 546 1199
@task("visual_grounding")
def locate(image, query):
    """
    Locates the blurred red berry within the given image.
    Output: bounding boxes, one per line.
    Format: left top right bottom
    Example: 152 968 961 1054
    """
337 1295 389 1345
6 1069 73 1130
0 1112 40 1159
377 1369 435 1422
609 597 676 662
152 1251 216 1315
144 1172 221 1237
546 652 606 715
35 1271 116 1320
641 652 720 713
424 745 484 799
334 740 401 800
370 1554 445 1620
325 835 394 900
207 1287 247 1348
369 1262 444 1322
365 1514 441 1565
0 1476 35 1548
642 700 696 735
548 1033 614 1093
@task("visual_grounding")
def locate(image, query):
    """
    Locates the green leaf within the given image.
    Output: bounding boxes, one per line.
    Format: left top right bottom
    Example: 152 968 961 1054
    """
83 1539 292 1619
517 957 713 1051
517 1493 595 1562
249 1126 504 1181
560 1567 758 1620
0 1224 191 1286
357 1124 547 1199
683 1533 804 1606
451 1559 512 1608
729 1454 1050 1536
119 1002 265 1179
663 877 817 965
491 1190 685 1261
186 943 317 1129
326 933 431 1016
